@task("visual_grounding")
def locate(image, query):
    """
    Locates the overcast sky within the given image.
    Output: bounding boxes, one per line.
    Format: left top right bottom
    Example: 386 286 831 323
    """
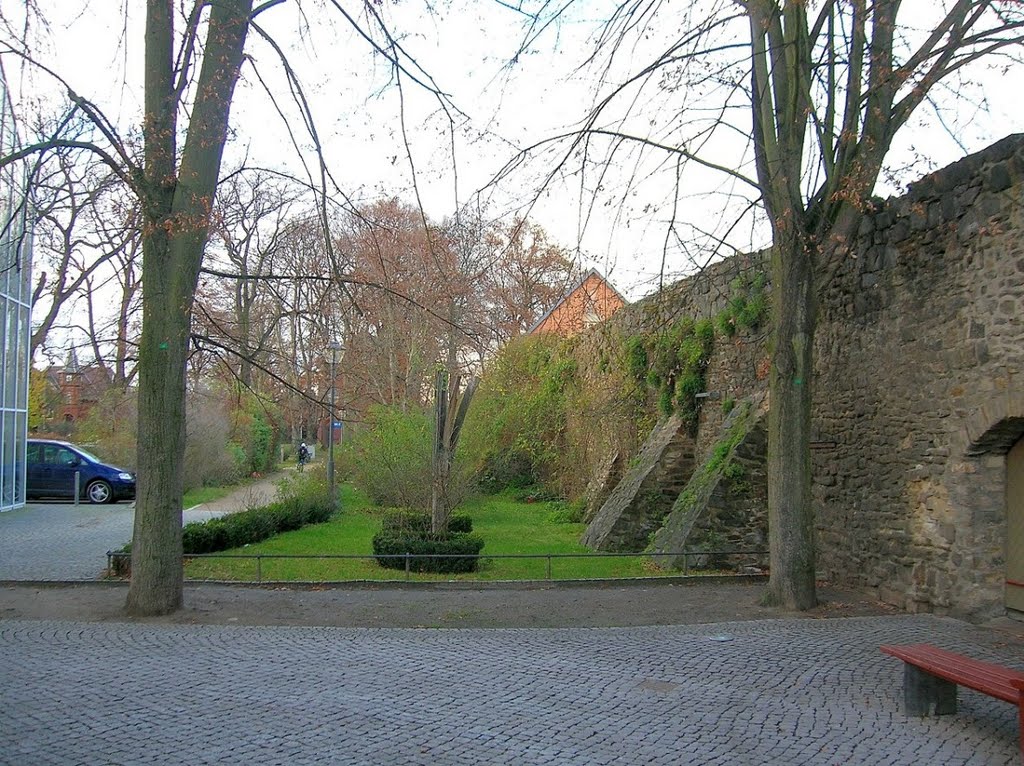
10 0 1024 302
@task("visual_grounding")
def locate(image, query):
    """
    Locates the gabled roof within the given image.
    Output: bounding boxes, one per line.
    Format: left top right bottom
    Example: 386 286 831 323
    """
527 268 627 335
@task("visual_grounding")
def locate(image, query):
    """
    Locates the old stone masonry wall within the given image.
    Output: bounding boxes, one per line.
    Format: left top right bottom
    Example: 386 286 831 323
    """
584 134 1024 620
813 135 1024 619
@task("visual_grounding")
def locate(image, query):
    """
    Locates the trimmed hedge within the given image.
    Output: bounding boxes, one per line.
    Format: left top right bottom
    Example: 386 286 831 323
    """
182 492 334 553
372 510 483 573
109 482 335 576
371 531 485 574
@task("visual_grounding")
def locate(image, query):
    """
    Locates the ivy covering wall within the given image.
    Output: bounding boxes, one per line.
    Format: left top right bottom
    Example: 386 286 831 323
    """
462 272 769 500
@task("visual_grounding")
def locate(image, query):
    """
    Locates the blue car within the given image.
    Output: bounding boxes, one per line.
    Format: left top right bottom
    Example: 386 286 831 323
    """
26 439 136 504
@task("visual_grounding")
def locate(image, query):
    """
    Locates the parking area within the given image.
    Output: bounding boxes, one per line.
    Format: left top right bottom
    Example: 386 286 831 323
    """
0 487 274 581
0 501 136 580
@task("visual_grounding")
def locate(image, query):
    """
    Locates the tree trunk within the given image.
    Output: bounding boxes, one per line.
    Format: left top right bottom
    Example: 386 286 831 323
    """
431 370 449 533
126 0 252 616
125 244 189 615
764 234 817 609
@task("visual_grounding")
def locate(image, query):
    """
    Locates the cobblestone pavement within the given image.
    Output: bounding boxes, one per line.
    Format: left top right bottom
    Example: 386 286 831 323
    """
2 614 1022 765
0 502 138 580
0 475 286 581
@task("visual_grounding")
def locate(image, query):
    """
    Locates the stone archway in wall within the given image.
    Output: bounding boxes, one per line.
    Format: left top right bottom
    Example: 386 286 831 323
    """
964 394 1024 619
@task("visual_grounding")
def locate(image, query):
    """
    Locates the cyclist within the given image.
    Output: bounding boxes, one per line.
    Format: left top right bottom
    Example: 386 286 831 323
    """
297 441 310 471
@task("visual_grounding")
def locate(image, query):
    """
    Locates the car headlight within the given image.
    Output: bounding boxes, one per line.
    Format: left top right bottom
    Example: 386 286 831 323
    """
118 472 135 482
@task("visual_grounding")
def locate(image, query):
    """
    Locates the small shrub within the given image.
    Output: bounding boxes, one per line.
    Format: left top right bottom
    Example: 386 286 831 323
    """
674 371 704 429
716 272 769 337
657 384 674 417
379 509 473 535
448 514 473 534
678 336 705 368
109 544 132 577
694 318 715 346
624 335 648 380
246 412 275 474
477 450 536 493
372 507 481 573
371 531 485 573
348 405 441 511
222 511 275 549
547 499 586 524
722 461 745 481
182 518 229 554
717 311 737 337
739 292 768 330
721 461 751 494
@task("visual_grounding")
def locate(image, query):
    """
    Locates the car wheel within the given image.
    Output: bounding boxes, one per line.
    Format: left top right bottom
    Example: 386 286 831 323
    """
86 480 113 504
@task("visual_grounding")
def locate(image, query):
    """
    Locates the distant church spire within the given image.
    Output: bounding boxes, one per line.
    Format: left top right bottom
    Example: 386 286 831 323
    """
65 346 80 375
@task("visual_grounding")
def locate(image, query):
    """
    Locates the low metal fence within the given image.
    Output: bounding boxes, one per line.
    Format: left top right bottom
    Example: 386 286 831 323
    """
107 549 768 584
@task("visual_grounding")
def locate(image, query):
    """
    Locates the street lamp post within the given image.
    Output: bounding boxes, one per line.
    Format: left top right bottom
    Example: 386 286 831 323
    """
327 340 343 509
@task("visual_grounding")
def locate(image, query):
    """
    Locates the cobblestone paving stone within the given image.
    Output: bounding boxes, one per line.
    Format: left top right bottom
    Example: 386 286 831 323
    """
2 614 1022 765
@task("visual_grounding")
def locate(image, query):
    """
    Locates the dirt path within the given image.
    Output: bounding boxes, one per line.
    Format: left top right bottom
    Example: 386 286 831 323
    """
185 469 294 518
0 579 914 629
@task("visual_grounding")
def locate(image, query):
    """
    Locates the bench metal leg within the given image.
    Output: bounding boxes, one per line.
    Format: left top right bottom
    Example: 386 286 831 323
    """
904 664 957 716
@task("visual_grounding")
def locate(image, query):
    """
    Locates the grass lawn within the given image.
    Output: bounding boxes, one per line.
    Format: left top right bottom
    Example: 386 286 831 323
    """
184 485 682 583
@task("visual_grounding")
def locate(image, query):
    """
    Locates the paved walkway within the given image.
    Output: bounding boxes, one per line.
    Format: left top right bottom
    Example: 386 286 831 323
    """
2 614 1022 765
0 473 287 581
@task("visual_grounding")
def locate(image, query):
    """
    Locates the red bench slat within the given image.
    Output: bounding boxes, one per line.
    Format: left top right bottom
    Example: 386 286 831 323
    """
881 644 1024 703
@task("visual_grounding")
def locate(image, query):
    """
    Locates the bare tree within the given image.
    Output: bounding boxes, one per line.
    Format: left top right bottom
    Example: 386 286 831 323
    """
2 0 469 615
200 170 302 389
507 0 1024 608
28 146 136 360
481 217 579 344
344 197 456 408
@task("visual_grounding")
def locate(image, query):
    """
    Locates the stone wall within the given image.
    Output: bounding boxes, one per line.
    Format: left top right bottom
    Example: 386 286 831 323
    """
812 134 1024 619
574 134 1024 620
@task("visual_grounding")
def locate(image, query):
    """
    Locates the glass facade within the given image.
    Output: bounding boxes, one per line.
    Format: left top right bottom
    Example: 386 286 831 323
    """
0 76 31 511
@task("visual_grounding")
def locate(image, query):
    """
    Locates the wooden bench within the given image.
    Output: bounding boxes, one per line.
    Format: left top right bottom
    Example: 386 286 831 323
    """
881 643 1024 756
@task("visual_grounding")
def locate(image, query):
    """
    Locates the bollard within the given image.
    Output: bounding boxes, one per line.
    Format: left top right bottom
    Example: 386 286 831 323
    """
405 552 411 580
74 471 80 506
256 555 262 584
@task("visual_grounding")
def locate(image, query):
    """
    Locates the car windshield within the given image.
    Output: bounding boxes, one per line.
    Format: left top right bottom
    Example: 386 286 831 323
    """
72 446 103 463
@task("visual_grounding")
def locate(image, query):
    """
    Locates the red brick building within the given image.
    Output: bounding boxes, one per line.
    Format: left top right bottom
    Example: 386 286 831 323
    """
47 349 111 424
529 269 627 338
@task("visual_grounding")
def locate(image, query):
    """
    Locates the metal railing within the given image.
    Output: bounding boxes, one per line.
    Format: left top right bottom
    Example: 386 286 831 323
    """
107 549 768 584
